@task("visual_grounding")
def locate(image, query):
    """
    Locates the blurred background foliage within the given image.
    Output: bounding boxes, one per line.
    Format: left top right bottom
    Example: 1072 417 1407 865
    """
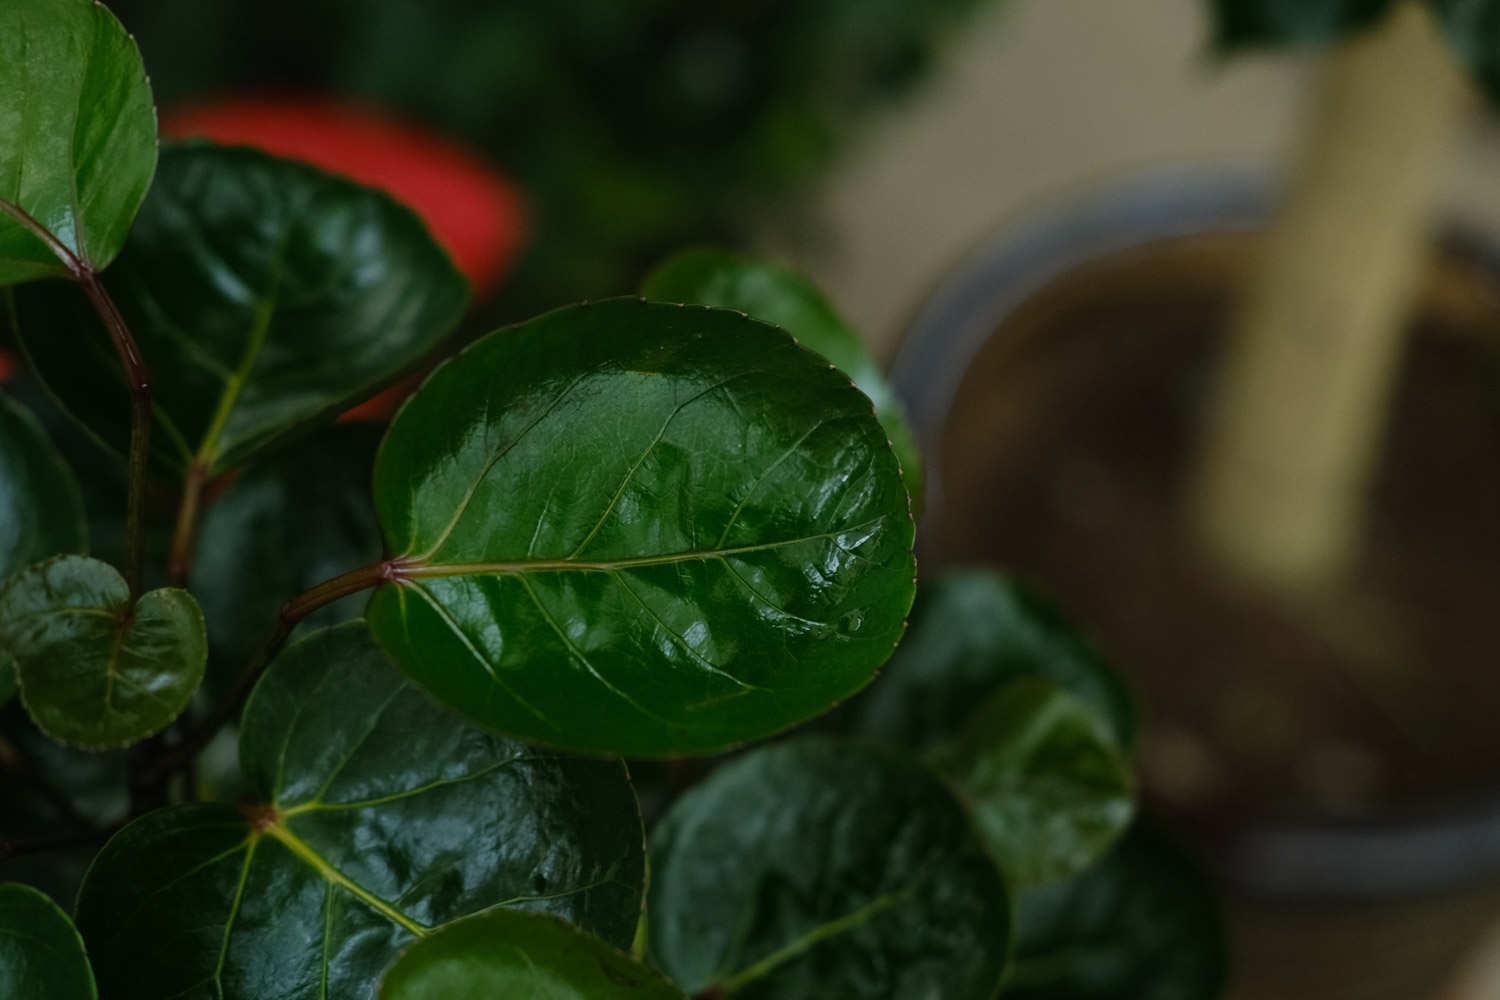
110 0 999 320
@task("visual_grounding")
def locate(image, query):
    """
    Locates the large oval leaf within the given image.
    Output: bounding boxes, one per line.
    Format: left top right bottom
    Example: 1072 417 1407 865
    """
932 677 1135 887
648 736 1010 998
191 424 382 690
641 248 923 505
381 909 684 1000
75 622 645 999
15 143 470 475
0 882 97 999
0 0 157 283
844 570 1135 751
0 391 87 582
367 299 916 757
1004 826 1228 1000
0 556 205 749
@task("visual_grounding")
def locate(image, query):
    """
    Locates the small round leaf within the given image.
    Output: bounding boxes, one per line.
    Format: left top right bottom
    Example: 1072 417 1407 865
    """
368 299 916 756
1005 826 1228 999
932 677 1136 887
642 249 923 505
845 569 1136 751
648 736 1010 998
0 391 87 582
15 143 470 475
76 622 646 999
381 909 684 1000
0 882 97 999
0 0 157 283
0 556 205 749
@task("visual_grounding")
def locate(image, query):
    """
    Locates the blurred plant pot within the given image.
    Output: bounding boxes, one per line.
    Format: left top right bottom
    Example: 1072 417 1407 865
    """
892 170 1500 1000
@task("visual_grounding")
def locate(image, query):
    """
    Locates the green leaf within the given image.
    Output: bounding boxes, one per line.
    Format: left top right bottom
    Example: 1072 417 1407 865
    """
1432 0 1500 102
381 909 684 1000
75 622 646 999
191 424 382 691
931 677 1135 887
642 248 923 507
367 299 915 757
843 569 1135 751
1004 826 1228 1000
0 391 87 582
14 143 470 476
0 0 157 284
0 556 205 749
648 736 1010 998
0 882 97 999
1208 0 1393 50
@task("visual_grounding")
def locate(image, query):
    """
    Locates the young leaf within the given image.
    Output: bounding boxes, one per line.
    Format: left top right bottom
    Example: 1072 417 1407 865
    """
191 424 382 690
1004 826 1228 999
0 882 98 999
1208 0 1394 50
642 248 923 506
380 909 685 1000
0 556 205 749
75 622 646 999
648 737 1010 998
843 570 1135 751
14 143 470 476
931 677 1135 887
0 0 158 284
0 391 87 582
367 299 916 757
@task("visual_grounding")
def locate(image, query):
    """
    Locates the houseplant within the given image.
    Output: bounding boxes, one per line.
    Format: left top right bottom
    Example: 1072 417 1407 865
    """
0 1 1224 996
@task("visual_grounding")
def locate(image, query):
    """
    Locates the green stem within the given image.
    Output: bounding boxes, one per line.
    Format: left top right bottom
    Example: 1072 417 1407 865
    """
167 462 209 587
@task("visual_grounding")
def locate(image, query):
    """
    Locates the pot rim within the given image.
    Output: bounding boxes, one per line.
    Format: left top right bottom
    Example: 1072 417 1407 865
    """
891 167 1500 901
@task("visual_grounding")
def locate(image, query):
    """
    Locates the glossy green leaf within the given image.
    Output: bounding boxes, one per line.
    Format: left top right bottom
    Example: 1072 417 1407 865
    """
0 556 205 749
14 143 470 475
1209 0 1393 49
0 0 157 284
191 424 382 691
0 391 87 582
76 622 646 999
932 677 1135 887
0 882 97 999
642 248 923 506
381 909 684 1000
367 299 916 757
844 569 1135 751
648 737 1010 998
1004 826 1228 1000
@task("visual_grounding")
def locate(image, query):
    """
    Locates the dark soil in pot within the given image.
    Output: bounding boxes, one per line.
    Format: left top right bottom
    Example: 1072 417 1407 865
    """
929 230 1500 842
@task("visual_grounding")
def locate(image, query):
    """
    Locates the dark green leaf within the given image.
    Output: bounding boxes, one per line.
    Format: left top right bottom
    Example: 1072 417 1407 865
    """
0 556 205 749
191 424 382 691
0 661 12 708
76 622 646 999
1432 0 1500 102
1004 825 1228 1000
641 248 923 506
381 909 684 1000
14 143 470 476
0 882 97 999
367 299 916 756
931 677 1135 887
0 0 157 283
1209 0 1393 50
844 570 1135 751
648 736 1010 998
0 391 87 582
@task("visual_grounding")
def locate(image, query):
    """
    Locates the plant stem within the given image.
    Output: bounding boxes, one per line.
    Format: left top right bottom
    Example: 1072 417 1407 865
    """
145 560 401 784
0 198 153 597
1190 2 1471 594
167 462 210 587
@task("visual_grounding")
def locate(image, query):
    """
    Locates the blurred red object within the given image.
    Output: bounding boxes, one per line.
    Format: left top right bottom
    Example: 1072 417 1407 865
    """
0 350 14 383
165 97 527 421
